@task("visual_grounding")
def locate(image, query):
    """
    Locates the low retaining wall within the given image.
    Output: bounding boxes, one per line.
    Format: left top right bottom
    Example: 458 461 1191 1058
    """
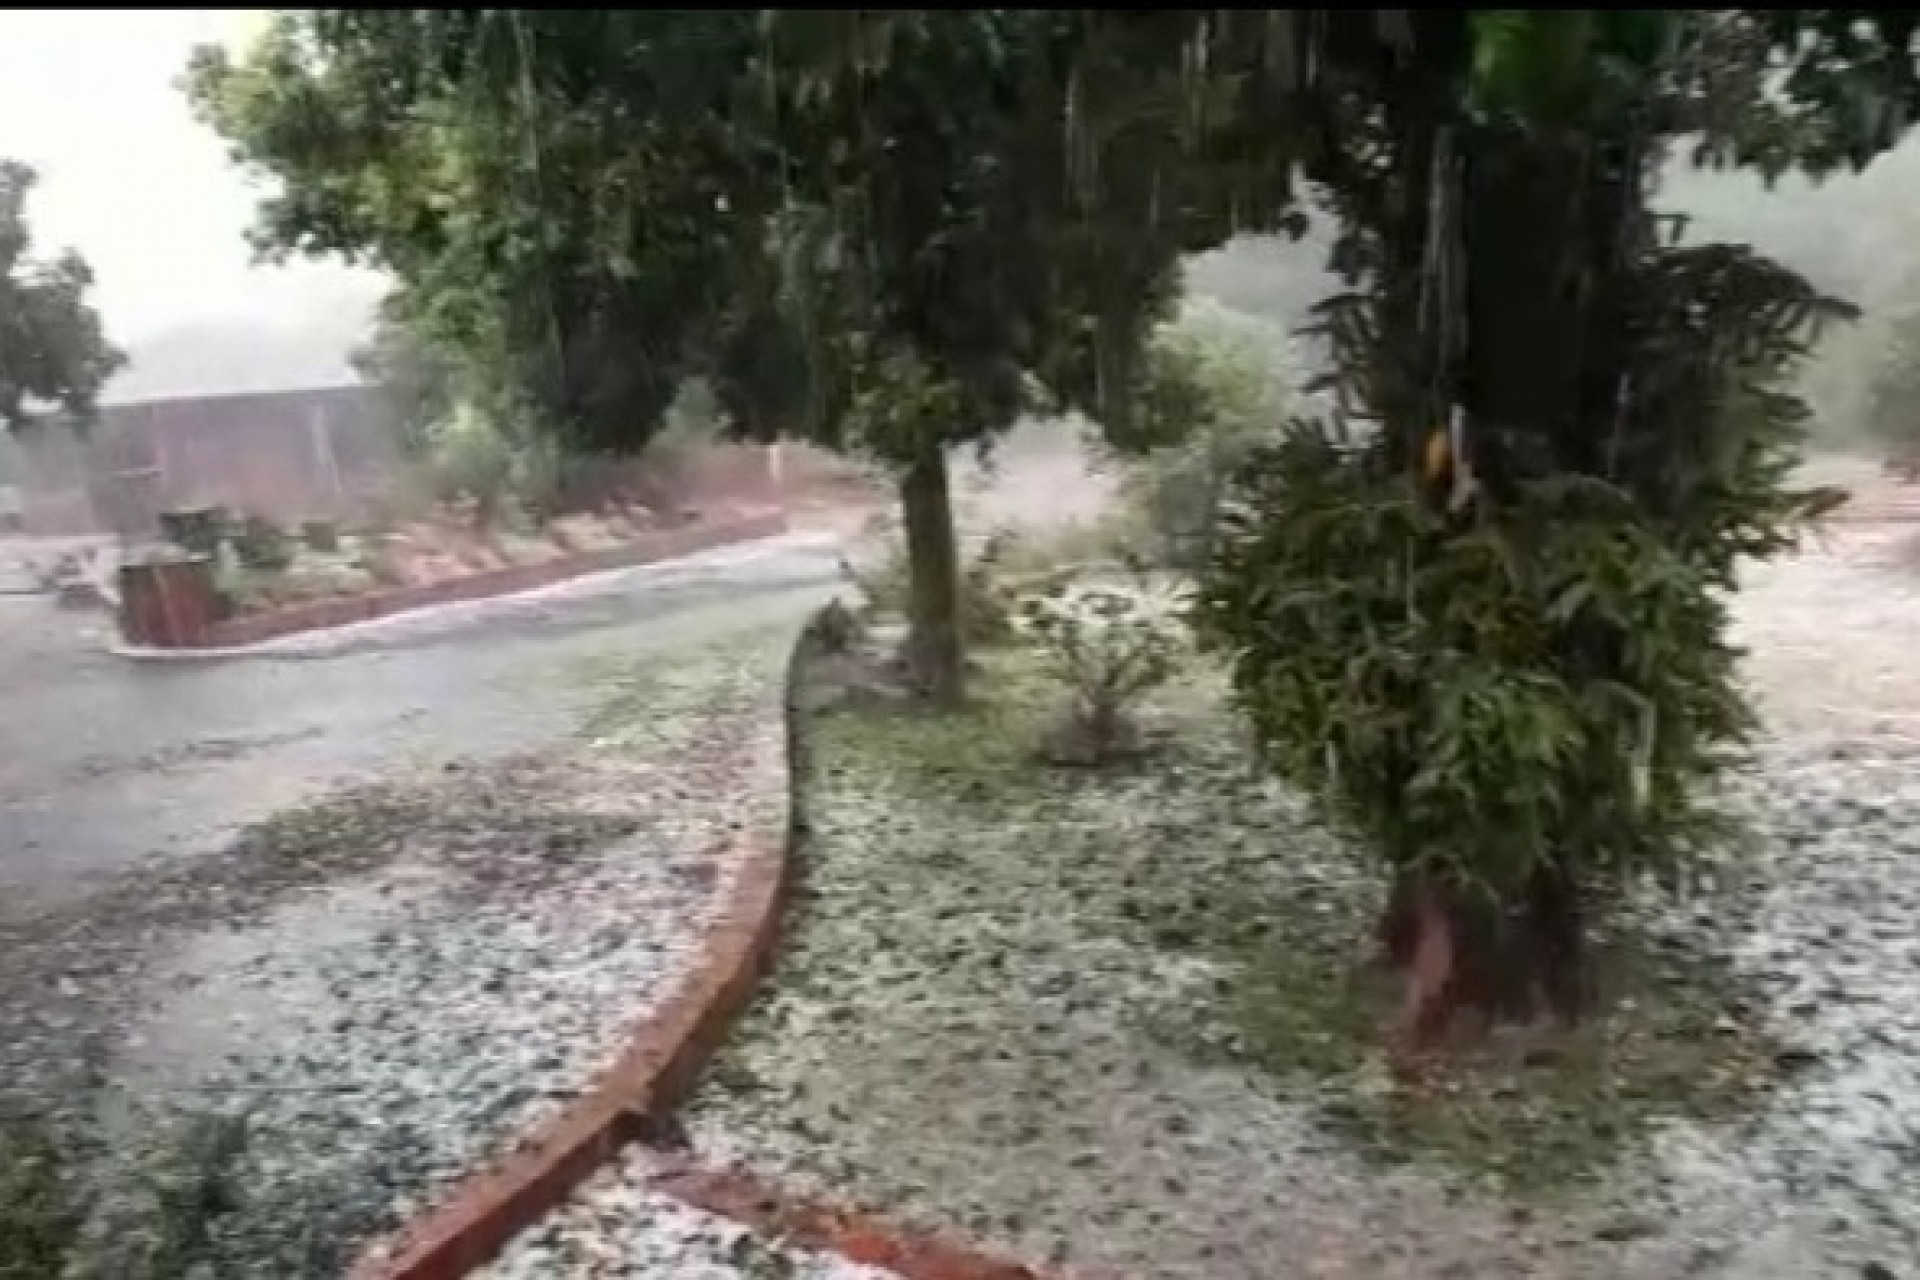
121 511 787 651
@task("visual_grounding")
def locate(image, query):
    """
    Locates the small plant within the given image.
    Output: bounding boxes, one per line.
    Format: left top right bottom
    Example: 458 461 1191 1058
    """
300 520 340 553
807 597 866 656
0 1118 81 1280
1015 578 1192 764
109 1110 250 1278
227 514 294 573
158 508 226 557
845 521 1018 647
41 1106 253 1280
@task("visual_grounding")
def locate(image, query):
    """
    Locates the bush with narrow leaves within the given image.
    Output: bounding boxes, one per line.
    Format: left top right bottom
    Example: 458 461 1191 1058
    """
1200 429 1758 906
1016 579 1192 764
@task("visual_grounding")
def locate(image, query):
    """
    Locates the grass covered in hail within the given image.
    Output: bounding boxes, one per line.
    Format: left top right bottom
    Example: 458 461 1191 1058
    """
685 640 1788 1277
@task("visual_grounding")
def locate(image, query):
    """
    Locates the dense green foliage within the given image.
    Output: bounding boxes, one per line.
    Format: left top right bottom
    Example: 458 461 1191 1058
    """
190 11 1234 701
2 1109 248 1280
0 1121 78 1279
186 12 772 451
1206 440 1754 899
1168 10 1915 1013
0 161 123 431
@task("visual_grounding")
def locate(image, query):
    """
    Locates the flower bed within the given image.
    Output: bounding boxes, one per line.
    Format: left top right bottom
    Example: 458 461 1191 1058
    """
117 510 788 651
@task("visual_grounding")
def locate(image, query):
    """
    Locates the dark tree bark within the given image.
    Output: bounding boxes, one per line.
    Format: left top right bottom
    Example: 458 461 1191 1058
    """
1390 866 1590 1045
1377 112 1633 1044
1376 871 1422 969
898 444 965 706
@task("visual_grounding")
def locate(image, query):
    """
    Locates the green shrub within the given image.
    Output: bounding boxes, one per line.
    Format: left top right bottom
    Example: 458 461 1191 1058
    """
645 377 724 477
421 402 522 513
0 1120 80 1280
1015 577 1192 764
1119 303 1293 572
228 514 294 574
158 508 226 557
300 520 340 553
74 1111 249 1280
417 400 580 520
1198 426 1746 902
2 1107 250 1280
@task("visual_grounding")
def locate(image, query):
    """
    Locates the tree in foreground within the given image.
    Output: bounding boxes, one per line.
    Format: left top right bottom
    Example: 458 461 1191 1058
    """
705 12 1281 702
0 160 124 431
710 12 1106 704
1084 10 1920 1041
190 12 1280 705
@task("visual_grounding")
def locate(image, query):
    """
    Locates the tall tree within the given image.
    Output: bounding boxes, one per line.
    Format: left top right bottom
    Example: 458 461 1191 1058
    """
724 13 1123 702
191 11 1254 703
186 12 773 452
1069 10 1920 1039
715 12 1295 700
0 160 124 431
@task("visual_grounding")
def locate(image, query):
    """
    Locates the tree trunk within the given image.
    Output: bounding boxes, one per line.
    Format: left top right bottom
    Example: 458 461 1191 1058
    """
898 445 965 706
1375 871 1422 969
1374 122 1630 1049
1526 862 1590 1023
1387 866 1591 1046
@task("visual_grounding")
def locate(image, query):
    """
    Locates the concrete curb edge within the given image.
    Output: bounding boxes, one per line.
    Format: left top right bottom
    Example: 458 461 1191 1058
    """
343 613 812 1280
348 609 1076 1280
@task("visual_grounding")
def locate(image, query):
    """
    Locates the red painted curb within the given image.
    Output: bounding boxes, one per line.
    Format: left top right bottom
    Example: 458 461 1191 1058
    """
346 672 801 1280
125 511 788 651
646 1157 1055 1280
350 619 1086 1280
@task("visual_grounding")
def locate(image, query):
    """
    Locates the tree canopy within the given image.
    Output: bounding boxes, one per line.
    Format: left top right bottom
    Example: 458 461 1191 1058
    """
0 160 123 431
189 9 1920 1027
1159 9 1920 1036
189 10 1261 701
186 12 774 452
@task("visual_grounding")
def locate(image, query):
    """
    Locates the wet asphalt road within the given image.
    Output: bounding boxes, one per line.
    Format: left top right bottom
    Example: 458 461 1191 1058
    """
0 533 844 911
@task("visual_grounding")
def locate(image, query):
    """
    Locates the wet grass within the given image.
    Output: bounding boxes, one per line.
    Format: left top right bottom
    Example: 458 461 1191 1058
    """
794 645 1787 1199
0 1107 252 1280
0 1117 81 1280
2 636 787 1278
1215 918 1781 1194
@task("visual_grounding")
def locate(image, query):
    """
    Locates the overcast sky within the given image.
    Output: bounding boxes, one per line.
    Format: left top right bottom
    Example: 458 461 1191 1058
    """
6 9 1919 407
0 9 384 369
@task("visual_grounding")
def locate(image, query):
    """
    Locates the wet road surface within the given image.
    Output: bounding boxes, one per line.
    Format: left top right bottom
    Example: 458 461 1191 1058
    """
0 532 844 909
